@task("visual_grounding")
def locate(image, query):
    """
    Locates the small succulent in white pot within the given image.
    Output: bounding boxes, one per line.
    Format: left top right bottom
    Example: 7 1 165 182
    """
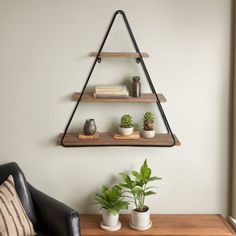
142 112 155 139
119 114 137 136
92 185 129 231
119 159 161 230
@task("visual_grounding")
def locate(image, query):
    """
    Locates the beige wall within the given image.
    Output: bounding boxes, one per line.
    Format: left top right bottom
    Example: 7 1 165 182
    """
232 0 236 220
0 0 232 215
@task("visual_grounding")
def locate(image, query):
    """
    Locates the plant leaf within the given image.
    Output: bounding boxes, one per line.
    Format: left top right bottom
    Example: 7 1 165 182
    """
140 159 151 180
109 208 118 216
132 171 141 178
148 176 162 182
144 191 156 196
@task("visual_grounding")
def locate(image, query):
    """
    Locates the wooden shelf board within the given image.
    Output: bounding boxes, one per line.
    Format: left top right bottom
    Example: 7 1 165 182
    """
80 214 236 236
90 52 149 58
57 132 180 147
72 93 166 103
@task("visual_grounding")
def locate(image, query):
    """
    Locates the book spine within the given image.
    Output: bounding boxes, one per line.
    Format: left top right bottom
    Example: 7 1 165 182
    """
95 91 128 95
94 94 129 98
95 85 127 92
96 88 125 92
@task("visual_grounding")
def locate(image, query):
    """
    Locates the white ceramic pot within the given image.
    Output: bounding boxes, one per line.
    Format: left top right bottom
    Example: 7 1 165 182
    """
119 127 133 136
130 207 151 230
102 209 119 227
142 130 155 139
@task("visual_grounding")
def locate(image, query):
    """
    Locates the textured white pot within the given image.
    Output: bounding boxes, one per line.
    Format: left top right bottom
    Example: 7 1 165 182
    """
130 207 150 230
142 130 155 139
102 209 119 227
119 127 133 136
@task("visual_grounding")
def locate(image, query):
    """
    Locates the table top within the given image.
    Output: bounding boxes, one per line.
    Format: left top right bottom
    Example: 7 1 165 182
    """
80 214 235 236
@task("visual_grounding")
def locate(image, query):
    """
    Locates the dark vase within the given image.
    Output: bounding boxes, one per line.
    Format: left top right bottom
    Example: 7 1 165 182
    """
132 76 141 97
83 119 97 135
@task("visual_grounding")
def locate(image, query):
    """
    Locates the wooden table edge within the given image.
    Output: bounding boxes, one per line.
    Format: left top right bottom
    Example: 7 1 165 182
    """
80 214 236 236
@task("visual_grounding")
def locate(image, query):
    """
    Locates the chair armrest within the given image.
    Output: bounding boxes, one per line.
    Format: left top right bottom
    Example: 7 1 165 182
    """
28 184 80 236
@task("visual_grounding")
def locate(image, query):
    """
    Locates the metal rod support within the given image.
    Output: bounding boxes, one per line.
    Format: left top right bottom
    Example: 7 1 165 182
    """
61 10 175 147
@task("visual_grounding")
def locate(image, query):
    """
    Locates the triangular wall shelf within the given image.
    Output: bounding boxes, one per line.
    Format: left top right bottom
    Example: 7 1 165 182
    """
58 10 180 147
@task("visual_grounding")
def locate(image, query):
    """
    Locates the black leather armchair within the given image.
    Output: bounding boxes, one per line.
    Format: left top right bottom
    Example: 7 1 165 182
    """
0 162 81 236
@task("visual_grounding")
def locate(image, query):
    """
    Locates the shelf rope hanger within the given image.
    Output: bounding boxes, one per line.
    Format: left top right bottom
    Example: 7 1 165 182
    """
61 10 176 147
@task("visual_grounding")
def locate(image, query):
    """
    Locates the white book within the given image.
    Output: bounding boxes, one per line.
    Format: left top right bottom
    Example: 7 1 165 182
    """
94 93 129 98
95 85 128 92
95 91 128 95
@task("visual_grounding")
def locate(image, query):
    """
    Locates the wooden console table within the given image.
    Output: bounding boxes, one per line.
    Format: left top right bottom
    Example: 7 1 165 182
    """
80 214 235 236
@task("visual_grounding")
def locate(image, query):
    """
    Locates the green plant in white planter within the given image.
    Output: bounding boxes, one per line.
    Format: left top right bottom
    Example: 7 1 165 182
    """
119 114 137 136
92 185 129 231
119 159 161 230
142 112 155 138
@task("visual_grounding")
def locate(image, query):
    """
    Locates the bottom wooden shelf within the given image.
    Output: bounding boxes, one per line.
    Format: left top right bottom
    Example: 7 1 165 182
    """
57 132 181 147
80 214 235 236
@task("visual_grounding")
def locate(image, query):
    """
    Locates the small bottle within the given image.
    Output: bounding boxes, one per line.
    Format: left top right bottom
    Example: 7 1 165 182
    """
132 76 141 97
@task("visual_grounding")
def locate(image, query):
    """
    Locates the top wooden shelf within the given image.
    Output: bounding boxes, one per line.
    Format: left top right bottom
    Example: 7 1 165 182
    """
90 52 149 58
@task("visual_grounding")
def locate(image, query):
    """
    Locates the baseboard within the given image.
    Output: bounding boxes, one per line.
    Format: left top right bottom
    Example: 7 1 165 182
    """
228 216 236 230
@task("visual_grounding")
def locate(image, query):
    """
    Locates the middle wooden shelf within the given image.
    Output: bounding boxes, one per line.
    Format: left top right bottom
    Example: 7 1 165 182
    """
72 92 167 103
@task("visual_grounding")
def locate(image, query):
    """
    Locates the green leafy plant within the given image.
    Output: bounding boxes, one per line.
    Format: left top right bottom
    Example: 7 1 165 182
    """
119 159 161 212
120 114 137 128
92 185 129 215
143 112 154 130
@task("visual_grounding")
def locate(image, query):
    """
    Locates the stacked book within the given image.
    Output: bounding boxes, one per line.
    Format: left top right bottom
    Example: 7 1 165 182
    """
94 85 129 98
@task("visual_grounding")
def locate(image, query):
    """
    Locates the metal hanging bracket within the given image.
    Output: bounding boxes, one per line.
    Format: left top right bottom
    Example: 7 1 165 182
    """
136 57 141 63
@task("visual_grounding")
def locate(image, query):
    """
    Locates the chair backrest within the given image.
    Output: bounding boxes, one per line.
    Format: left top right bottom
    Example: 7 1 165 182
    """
0 162 37 224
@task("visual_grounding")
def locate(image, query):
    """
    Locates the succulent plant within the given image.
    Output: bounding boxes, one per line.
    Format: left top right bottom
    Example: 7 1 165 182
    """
120 114 137 128
143 112 154 131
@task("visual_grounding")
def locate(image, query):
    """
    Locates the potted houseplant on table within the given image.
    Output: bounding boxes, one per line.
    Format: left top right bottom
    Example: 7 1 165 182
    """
119 114 137 136
142 112 155 138
119 159 161 230
92 185 129 231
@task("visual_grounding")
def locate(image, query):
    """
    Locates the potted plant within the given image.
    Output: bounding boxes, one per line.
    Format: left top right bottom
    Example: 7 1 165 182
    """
92 185 129 231
119 114 137 136
142 112 155 138
119 159 161 230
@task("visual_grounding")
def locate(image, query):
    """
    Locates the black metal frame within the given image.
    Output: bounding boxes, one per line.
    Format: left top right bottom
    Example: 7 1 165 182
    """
61 10 176 147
